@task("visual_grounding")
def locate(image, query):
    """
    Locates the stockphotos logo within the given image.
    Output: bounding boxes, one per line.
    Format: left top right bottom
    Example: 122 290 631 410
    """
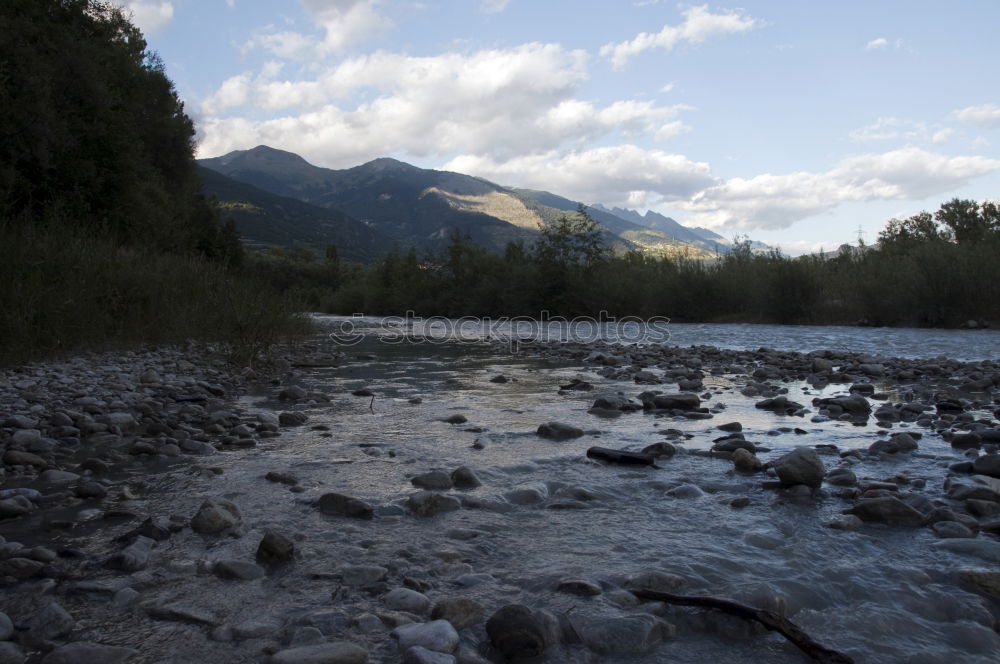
327 311 670 351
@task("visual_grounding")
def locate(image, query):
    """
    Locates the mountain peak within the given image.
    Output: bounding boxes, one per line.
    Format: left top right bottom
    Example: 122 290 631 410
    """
217 144 312 167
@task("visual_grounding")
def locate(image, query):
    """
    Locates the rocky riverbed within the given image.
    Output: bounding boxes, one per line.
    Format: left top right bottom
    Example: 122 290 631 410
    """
1 326 1000 663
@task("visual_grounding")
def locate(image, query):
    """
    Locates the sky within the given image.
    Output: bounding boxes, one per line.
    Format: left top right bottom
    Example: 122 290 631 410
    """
126 0 1000 254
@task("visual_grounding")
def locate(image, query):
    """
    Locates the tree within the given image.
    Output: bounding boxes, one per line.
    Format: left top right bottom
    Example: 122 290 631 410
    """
935 198 999 245
534 204 608 268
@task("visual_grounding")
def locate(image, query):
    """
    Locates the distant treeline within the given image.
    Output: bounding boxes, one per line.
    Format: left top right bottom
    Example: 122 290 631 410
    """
252 199 999 329
0 0 306 364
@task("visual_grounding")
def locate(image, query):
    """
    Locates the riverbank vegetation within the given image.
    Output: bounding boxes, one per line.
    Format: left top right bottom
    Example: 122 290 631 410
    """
0 0 308 364
257 199 999 329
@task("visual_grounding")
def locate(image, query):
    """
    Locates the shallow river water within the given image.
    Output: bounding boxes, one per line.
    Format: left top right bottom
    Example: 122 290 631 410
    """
10 318 1000 663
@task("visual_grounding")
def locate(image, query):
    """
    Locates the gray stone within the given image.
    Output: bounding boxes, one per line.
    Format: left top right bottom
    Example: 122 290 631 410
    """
825 467 857 487
485 605 547 661
144 603 219 626
109 536 154 571
392 620 460 653
649 393 701 410
931 521 975 539
340 565 388 586
319 493 374 520
0 612 12 640
0 558 43 578
557 579 602 596
257 531 295 563
190 498 241 534
40 643 138 664
411 471 454 491
2 450 46 468
28 603 75 642
771 447 826 488
403 646 455 664
0 497 32 519
846 497 926 527
268 642 368 664
666 483 704 499
0 642 24 664
536 422 583 440
450 467 481 489
279 385 307 401
213 559 266 580
567 613 674 654
408 491 461 517
38 470 80 484
430 598 484 631
973 454 1000 478
278 412 309 427
731 448 762 472
384 588 431 615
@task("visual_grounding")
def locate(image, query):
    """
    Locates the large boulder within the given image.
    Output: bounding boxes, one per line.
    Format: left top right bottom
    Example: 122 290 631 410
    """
770 448 825 488
845 497 926 527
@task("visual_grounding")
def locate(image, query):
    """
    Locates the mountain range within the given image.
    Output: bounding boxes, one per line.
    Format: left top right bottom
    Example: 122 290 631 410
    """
197 145 746 262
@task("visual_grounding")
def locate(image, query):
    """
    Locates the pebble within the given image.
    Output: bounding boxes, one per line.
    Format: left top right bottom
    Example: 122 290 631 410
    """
392 620 460 654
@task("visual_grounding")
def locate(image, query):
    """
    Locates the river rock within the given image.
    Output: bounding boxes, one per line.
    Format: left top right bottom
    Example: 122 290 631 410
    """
755 396 804 413
279 385 307 401
0 612 12 640
319 493 374 519
407 491 461 517
213 559 266 580
567 613 674 655
257 531 295 563
0 642 24 664
430 598 484 630
816 395 871 416
648 393 701 410
0 497 33 518
190 498 242 534
411 471 454 491
3 450 47 468
959 570 1000 598
952 433 983 450
485 605 547 660
340 565 388 586
278 412 309 427
267 642 368 664
392 620 459 654
384 588 431 615
972 455 1000 478
28 603 75 640
557 579 602 596
846 497 926 527
0 558 44 578
731 447 762 471
771 448 825 488
402 646 454 664
825 467 857 487
40 643 138 664
450 466 481 489
536 422 583 440
109 535 154 571
931 521 975 539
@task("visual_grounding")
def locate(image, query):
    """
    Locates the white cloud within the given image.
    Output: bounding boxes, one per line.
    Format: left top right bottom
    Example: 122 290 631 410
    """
244 0 391 59
956 104 1000 128
865 37 888 50
931 128 954 145
443 146 716 205
680 147 1000 231
481 0 511 13
200 73 251 115
198 44 690 165
849 117 926 142
126 1 174 33
660 82 675 93
601 4 758 69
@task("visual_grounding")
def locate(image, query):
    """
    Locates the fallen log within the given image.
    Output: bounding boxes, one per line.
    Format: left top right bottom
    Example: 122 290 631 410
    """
631 589 854 664
586 446 656 466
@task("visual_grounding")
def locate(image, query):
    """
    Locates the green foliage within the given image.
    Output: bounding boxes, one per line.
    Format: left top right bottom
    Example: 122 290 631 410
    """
0 0 238 261
0 0 298 364
304 198 999 329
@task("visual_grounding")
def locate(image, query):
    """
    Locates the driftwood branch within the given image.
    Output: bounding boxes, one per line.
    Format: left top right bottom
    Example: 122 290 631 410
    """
631 589 854 664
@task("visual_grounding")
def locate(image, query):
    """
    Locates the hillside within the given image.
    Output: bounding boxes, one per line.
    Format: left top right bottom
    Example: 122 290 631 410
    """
198 166 391 262
199 146 734 259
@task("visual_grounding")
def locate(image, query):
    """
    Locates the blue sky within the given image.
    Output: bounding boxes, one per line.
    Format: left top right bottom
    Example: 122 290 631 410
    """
127 0 1000 254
